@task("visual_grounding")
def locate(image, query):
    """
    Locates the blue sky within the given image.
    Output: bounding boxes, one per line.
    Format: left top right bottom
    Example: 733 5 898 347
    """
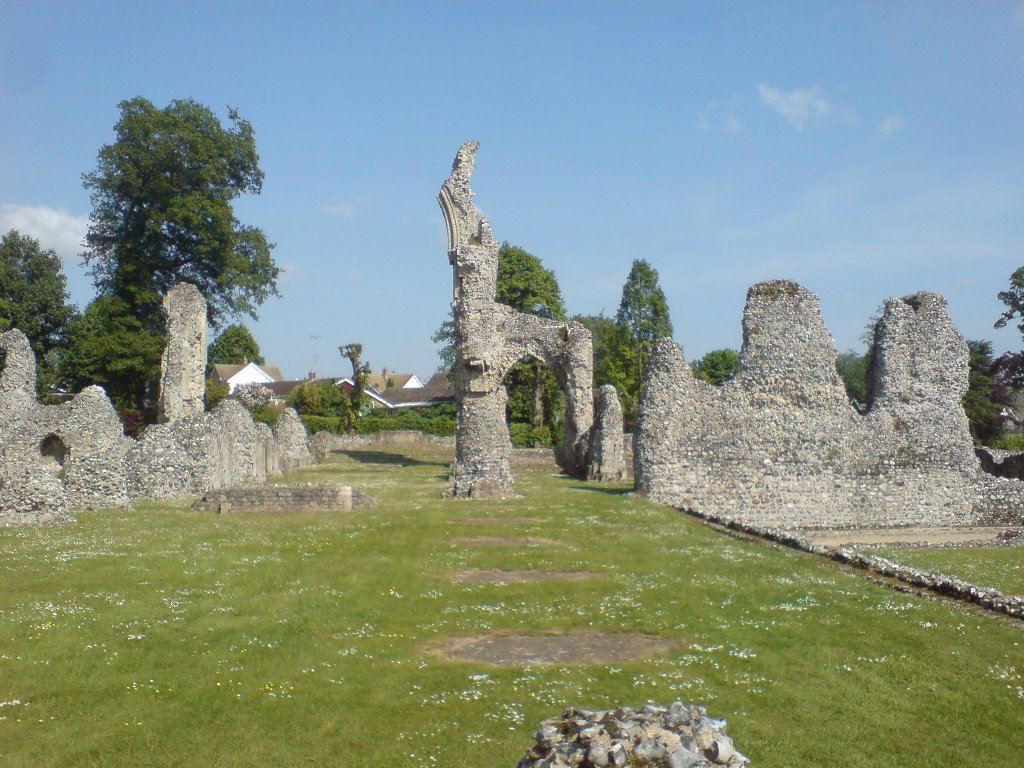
2 1 1023 380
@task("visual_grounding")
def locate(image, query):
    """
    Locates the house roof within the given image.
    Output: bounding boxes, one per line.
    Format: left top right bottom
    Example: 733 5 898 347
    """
366 372 422 391
212 362 285 384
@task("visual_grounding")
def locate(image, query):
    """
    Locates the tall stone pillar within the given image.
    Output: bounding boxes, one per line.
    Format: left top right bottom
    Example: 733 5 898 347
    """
158 283 208 423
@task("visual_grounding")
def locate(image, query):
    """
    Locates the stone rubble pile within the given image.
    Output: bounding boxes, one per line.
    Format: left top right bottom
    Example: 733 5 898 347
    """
516 703 750 768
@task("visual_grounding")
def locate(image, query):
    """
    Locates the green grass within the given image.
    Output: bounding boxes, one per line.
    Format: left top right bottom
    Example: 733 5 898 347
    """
870 546 1024 598
1 446 1022 766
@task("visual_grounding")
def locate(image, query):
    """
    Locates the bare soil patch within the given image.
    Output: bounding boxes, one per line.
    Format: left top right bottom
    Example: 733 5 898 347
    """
449 569 598 583
802 526 1024 548
451 516 548 526
427 630 676 666
449 537 561 547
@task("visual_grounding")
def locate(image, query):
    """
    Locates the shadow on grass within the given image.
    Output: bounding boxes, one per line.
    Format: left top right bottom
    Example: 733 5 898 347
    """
569 485 634 496
336 449 447 467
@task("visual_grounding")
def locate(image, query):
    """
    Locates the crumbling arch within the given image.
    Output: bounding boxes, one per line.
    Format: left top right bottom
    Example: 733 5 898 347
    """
39 433 69 478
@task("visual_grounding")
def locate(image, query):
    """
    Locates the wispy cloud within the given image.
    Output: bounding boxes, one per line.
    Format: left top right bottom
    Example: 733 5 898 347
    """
321 201 356 219
0 203 88 263
877 115 906 137
757 83 832 130
698 96 743 134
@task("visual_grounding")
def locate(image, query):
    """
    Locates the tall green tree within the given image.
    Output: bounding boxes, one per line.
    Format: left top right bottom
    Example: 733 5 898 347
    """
836 349 871 405
77 97 278 410
61 296 164 410
996 266 1024 338
82 97 278 323
615 259 673 346
208 324 264 368
606 259 674 424
963 339 1012 445
0 230 78 394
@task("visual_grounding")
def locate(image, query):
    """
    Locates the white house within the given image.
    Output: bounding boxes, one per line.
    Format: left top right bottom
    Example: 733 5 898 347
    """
212 362 285 393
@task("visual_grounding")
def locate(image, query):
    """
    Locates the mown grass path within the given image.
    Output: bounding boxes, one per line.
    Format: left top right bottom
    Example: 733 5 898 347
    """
0 446 1021 766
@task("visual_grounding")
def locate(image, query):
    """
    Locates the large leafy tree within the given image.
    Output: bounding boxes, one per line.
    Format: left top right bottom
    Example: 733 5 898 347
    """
0 230 78 394
208 323 264 368
82 97 278 323
996 267 1024 337
76 96 278 410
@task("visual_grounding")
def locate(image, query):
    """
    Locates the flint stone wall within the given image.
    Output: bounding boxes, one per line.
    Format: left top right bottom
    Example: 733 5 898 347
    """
1 329 131 523
586 385 627 481
158 283 207 423
192 483 373 513
635 281 1024 529
439 142 596 498
1 283 313 522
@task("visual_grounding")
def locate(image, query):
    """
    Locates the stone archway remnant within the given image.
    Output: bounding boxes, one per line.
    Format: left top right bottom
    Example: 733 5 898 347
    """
439 142 617 498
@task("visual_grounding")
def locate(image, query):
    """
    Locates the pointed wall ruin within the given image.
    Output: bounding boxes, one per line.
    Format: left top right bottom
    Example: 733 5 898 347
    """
635 280 1024 528
158 282 208 423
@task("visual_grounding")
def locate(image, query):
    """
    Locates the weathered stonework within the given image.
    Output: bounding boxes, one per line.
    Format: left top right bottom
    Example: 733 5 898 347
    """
192 483 373 513
635 280 1024 529
274 407 313 472
158 282 207 423
438 142 595 498
0 329 132 523
586 385 626 481
1 285 313 522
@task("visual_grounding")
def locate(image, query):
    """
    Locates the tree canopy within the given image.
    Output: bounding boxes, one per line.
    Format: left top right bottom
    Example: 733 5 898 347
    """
496 242 566 320
208 323 264 368
615 259 673 345
81 96 278 326
692 348 740 385
0 230 78 393
996 266 1024 338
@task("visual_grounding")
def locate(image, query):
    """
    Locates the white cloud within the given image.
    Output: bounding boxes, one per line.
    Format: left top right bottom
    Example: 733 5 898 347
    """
321 201 356 219
698 97 743 134
877 115 906 137
0 203 88 263
757 83 832 130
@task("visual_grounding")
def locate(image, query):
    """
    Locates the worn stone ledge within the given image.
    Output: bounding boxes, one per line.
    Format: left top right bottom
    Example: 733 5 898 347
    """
677 506 1024 620
193 483 373 513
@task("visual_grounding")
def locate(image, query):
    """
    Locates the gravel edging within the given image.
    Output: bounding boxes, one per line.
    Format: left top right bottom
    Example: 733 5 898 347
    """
680 507 1024 620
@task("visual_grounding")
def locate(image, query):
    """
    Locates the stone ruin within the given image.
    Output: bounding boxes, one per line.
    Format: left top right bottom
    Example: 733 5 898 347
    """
438 142 625 497
517 703 749 768
158 282 207 423
635 280 1024 529
0 283 312 524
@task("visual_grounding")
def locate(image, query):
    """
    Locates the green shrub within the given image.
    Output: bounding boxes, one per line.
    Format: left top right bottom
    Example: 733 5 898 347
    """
991 433 1024 452
301 415 344 434
508 422 555 447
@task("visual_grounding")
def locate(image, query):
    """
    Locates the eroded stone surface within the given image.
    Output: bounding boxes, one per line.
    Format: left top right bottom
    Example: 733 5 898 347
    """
158 282 207 423
517 703 749 768
587 384 626 481
438 142 595 498
635 281 1024 528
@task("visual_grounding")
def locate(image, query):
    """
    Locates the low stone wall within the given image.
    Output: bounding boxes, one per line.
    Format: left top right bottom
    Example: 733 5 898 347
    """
517 703 749 768
192 483 373 513
684 506 1024 620
310 430 453 461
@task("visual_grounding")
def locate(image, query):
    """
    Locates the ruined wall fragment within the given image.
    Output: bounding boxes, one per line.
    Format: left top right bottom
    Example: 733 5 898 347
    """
587 385 626 481
274 407 313 472
158 282 208 423
438 142 595 498
635 280 1024 528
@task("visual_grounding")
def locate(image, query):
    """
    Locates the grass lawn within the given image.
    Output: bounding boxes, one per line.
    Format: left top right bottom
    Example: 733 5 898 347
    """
0 445 1022 767
869 546 1024 599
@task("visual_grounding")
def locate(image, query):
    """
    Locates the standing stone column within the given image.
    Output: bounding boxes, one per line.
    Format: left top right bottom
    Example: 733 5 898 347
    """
158 283 208 423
